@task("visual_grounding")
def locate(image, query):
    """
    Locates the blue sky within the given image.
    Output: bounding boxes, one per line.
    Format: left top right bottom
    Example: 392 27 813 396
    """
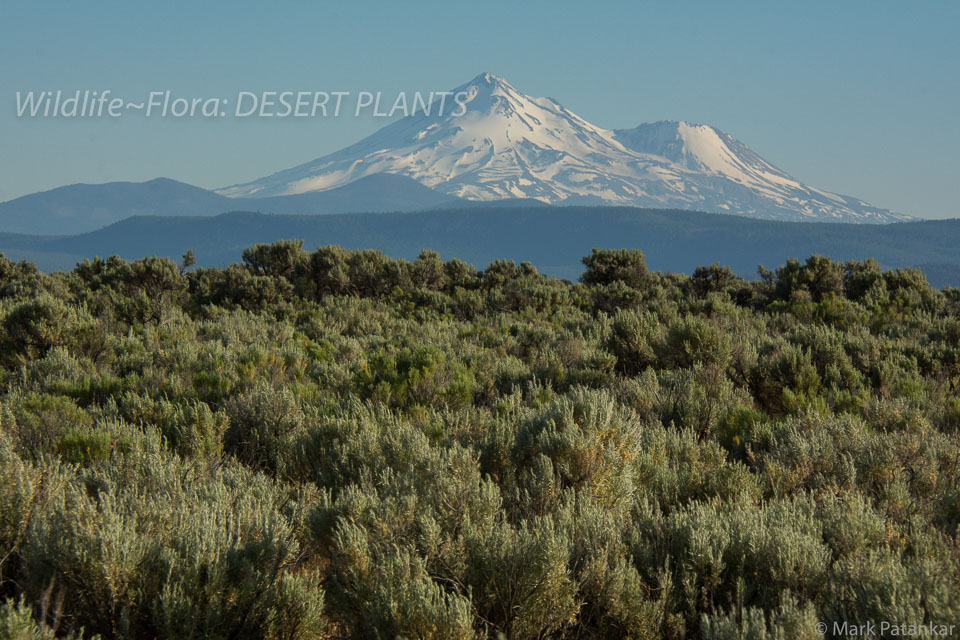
1 0 958 218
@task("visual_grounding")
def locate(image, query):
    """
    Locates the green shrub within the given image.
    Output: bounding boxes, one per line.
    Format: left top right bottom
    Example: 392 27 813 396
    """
514 388 642 508
75 256 187 324
56 427 112 465
354 344 476 410
608 309 662 375
4 392 92 457
2 296 93 363
581 248 650 289
224 382 308 472
19 448 324 639
463 518 579 639
242 239 306 279
690 263 743 298
328 523 473 640
701 600 821 640
114 393 227 458
0 597 97 640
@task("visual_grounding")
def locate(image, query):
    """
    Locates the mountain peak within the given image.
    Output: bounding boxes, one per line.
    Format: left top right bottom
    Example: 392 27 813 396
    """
464 72 515 89
216 75 909 223
470 71 501 84
451 72 531 116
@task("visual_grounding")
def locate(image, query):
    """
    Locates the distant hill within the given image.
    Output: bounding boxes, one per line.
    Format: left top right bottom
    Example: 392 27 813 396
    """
0 178 230 235
2 206 958 287
0 174 462 235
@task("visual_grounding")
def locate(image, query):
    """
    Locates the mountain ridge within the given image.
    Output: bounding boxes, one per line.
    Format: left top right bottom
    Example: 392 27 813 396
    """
218 73 909 224
0 173 463 235
2 205 955 286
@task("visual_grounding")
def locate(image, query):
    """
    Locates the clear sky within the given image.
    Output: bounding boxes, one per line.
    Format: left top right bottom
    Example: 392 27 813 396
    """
2 0 958 219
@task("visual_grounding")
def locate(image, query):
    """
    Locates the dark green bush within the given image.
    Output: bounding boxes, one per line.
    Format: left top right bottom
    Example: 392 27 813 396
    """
581 248 651 289
2 295 92 363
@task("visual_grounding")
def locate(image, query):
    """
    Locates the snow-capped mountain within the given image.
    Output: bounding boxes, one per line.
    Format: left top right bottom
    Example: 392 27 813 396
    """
218 73 910 223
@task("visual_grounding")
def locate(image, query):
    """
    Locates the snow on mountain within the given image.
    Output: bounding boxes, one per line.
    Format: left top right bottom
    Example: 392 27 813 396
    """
218 73 910 223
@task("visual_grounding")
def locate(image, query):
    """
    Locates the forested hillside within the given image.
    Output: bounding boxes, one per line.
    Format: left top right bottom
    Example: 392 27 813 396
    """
3 207 960 287
0 244 958 639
